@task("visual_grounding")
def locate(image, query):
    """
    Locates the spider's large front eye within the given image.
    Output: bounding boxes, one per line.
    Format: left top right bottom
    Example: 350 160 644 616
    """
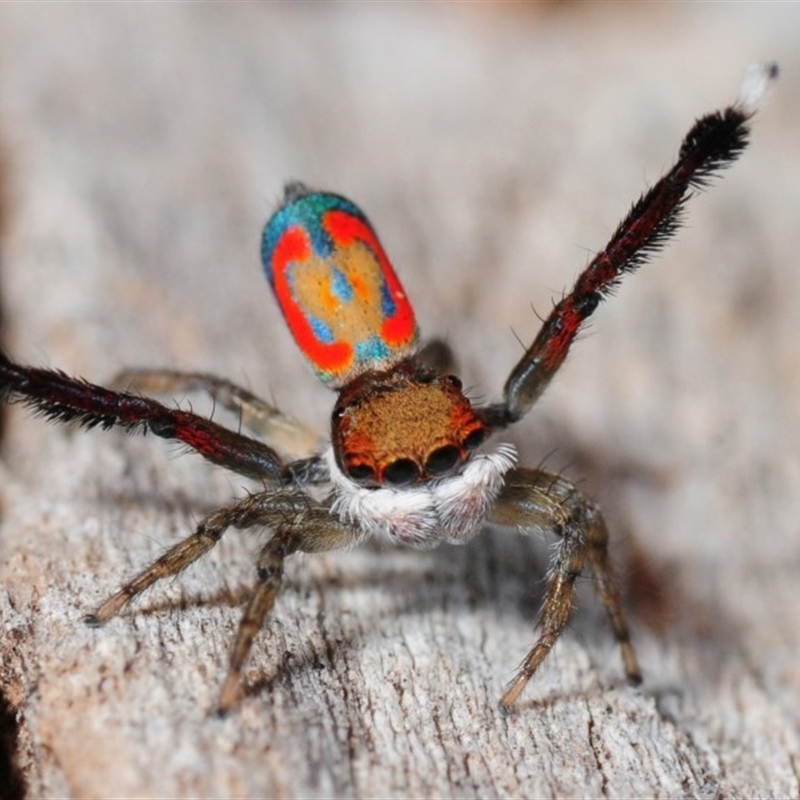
425 445 461 476
382 458 420 486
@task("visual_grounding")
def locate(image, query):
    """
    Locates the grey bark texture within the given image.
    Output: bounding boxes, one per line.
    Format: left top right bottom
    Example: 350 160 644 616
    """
0 5 799 798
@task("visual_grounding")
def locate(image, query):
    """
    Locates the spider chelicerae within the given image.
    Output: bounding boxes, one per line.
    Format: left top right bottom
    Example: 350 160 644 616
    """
0 64 776 714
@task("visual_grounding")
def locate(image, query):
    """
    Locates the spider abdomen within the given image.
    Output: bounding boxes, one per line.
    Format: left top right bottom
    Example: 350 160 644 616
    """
261 184 419 387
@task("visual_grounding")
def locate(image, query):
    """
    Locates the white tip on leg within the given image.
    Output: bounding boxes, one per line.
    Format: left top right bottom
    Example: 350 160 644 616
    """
737 62 779 117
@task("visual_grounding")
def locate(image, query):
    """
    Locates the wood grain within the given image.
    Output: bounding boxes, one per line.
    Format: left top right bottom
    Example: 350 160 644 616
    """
1 5 798 798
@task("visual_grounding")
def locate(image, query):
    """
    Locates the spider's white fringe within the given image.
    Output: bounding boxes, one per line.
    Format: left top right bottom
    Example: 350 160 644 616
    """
327 444 517 549
736 62 779 117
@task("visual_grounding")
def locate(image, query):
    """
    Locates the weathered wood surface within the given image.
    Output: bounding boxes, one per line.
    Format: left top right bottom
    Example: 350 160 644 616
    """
0 5 798 798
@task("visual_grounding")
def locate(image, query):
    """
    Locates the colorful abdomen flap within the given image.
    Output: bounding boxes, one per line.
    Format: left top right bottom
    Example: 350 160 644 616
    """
262 185 419 388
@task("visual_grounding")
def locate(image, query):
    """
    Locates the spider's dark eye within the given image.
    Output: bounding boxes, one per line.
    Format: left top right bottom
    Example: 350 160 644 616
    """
446 375 463 391
463 428 484 450
382 458 420 486
425 445 461 476
347 463 375 482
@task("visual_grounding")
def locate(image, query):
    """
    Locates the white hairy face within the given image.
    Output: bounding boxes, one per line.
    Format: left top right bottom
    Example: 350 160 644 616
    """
325 444 517 549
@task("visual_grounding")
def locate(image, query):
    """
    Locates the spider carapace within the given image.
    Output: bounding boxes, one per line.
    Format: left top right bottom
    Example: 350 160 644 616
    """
0 65 776 714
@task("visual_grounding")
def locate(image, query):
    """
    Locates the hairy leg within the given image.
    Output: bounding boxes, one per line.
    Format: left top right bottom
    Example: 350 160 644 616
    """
0 353 284 481
84 491 302 624
113 368 322 458
217 495 363 715
82 477 361 713
216 501 358 714
488 467 640 710
481 66 776 429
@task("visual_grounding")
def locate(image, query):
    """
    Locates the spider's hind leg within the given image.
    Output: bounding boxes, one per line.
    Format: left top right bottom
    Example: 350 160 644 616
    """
488 467 640 710
113 368 322 457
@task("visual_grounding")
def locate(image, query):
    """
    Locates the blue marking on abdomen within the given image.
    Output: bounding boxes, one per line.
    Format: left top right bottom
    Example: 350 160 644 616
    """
380 280 397 319
309 315 335 344
355 336 390 365
330 267 354 302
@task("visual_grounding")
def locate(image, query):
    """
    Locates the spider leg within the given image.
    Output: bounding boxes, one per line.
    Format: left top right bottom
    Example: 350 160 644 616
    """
0 353 284 481
84 484 359 713
216 536 290 715
112 368 322 458
84 490 303 625
488 466 640 711
214 499 359 714
481 68 775 429
416 338 458 374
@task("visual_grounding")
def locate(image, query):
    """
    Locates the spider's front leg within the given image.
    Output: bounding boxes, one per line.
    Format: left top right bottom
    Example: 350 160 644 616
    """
84 482 359 714
216 500 358 714
83 491 297 625
488 467 641 710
